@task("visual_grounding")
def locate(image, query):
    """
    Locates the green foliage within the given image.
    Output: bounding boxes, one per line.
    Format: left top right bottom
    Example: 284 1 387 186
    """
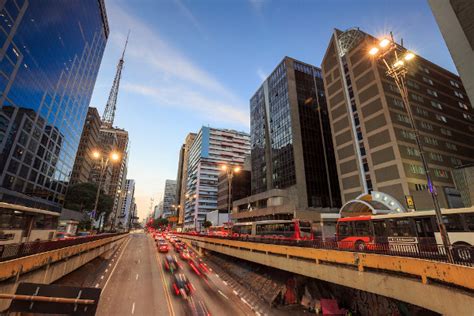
203 220 212 229
64 182 113 219
152 218 169 229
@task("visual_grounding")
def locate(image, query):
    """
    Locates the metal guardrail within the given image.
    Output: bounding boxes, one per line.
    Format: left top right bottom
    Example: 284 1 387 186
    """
179 233 473 266
179 234 474 292
0 233 125 262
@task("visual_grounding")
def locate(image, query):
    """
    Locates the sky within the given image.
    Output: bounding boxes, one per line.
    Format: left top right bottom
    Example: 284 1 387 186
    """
89 0 456 220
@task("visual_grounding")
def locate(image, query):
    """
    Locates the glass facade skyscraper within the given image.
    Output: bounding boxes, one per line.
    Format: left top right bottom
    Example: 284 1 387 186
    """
0 1 109 211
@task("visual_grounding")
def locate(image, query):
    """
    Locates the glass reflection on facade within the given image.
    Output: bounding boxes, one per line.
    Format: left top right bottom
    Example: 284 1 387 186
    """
250 57 341 208
0 0 109 211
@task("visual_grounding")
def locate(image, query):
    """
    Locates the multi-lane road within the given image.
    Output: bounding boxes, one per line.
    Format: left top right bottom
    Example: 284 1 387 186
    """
95 232 257 316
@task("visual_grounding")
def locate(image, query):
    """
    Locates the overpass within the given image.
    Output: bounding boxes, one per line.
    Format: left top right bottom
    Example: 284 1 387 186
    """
0 233 128 311
178 234 474 316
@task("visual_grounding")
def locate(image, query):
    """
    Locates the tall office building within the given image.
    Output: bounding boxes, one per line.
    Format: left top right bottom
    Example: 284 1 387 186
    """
233 57 340 222
161 179 177 219
117 178 135 230
184 127 250 230
0 1 109 211
175 133 196 225
100 127 128 228
429 0 474 106
452 164 474 207
321 28 474 211
70 107 105 186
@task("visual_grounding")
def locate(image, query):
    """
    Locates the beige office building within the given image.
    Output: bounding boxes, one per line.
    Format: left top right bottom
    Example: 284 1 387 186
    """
321 28 474 211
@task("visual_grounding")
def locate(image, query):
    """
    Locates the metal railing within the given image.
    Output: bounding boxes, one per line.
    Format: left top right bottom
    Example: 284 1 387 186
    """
0 233 125 262
179 233 474 266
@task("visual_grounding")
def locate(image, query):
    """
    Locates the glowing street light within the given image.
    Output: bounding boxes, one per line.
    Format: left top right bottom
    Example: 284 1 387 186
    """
368 35 453 263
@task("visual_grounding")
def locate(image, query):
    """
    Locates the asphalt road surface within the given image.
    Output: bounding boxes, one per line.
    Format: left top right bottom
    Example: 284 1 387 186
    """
96 232 256 316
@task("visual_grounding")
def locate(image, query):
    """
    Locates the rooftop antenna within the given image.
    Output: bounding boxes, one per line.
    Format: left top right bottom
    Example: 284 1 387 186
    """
102 30 130 128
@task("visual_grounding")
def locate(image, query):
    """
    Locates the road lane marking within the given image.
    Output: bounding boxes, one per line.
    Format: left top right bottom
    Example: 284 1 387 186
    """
105 269 108 273
233 290 238 295
100 275 104 280
223 281 228 286
109 263 112 267
95 283 99 288
215 274 219 278
154 239 175 316
218 290 229 299
131 302 135 314
135 274 139 280
102 237 131 293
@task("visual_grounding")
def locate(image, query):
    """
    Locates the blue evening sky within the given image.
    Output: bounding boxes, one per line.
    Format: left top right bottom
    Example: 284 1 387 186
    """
89 0 456 219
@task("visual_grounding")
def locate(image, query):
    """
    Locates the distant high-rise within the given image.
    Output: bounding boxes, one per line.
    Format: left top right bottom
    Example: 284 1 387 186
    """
162 179 177 219
70 107 104 187
429 0 474 106
175 133 196 225
0 1 109 211
117 179 135 230
233 57 340 222
184 127 250 230
321 28 474 210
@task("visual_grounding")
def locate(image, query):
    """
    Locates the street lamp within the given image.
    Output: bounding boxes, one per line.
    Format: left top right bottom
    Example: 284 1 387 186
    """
368 36 454 263
91 149 120 232
221 164 241 218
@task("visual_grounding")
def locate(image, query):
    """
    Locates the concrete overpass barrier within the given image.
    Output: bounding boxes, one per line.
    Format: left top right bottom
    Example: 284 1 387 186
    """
0 234 128 311
180 235 474 316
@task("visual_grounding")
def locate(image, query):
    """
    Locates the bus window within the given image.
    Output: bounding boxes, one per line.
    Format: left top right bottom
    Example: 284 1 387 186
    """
442 214 464 232
354 221 371 236
464 214 474 231
373 220 388 237
389 219 414 237
414 217 435 238
337 222 352 237
299 221 311 238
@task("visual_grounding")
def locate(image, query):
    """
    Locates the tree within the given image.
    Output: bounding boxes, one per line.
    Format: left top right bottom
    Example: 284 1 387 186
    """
203 220 212 229
152 218 168 230
64 182 113 219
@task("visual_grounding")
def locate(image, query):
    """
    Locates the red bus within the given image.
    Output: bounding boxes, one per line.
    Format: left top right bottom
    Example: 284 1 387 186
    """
207 224 232 237
231 219 313 241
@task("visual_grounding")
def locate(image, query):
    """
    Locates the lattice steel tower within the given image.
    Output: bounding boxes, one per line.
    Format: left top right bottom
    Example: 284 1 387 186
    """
102 32 130 128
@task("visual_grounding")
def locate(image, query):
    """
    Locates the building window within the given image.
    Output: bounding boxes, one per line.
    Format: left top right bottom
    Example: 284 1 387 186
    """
450 157 462 166
418 65 430 74
423 77 433 85
415 107 428 117
407 80 419 89
450 80 460 88
411 93 424 103
396 113 410 124
434 169 448 178
463 113 473 121
430 101 442 110
415 183 429 191
420 121 433 131
440 128 452 136
409 164 425 175
454 91 464 99
446 142 458 151
435 114 447 123
392 98 404 108
424 136 438 146
401 130 416 140
458 102 468 110
427 89 438 97
429 152 443 162
407 147 420 157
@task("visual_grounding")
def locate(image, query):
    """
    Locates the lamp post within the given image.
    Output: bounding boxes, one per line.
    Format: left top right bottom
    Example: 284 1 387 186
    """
221 164 241 219
92 150 120 233
368 36 453 263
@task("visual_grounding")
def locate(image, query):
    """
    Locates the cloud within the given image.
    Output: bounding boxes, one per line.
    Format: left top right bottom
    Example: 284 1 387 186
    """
257 68 267 81
173 0 208 39
107 3 240 103
123 82 249 127
248 0 267 12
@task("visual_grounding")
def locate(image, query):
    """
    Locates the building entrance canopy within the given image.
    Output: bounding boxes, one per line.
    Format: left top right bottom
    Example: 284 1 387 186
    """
339 191 406 218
